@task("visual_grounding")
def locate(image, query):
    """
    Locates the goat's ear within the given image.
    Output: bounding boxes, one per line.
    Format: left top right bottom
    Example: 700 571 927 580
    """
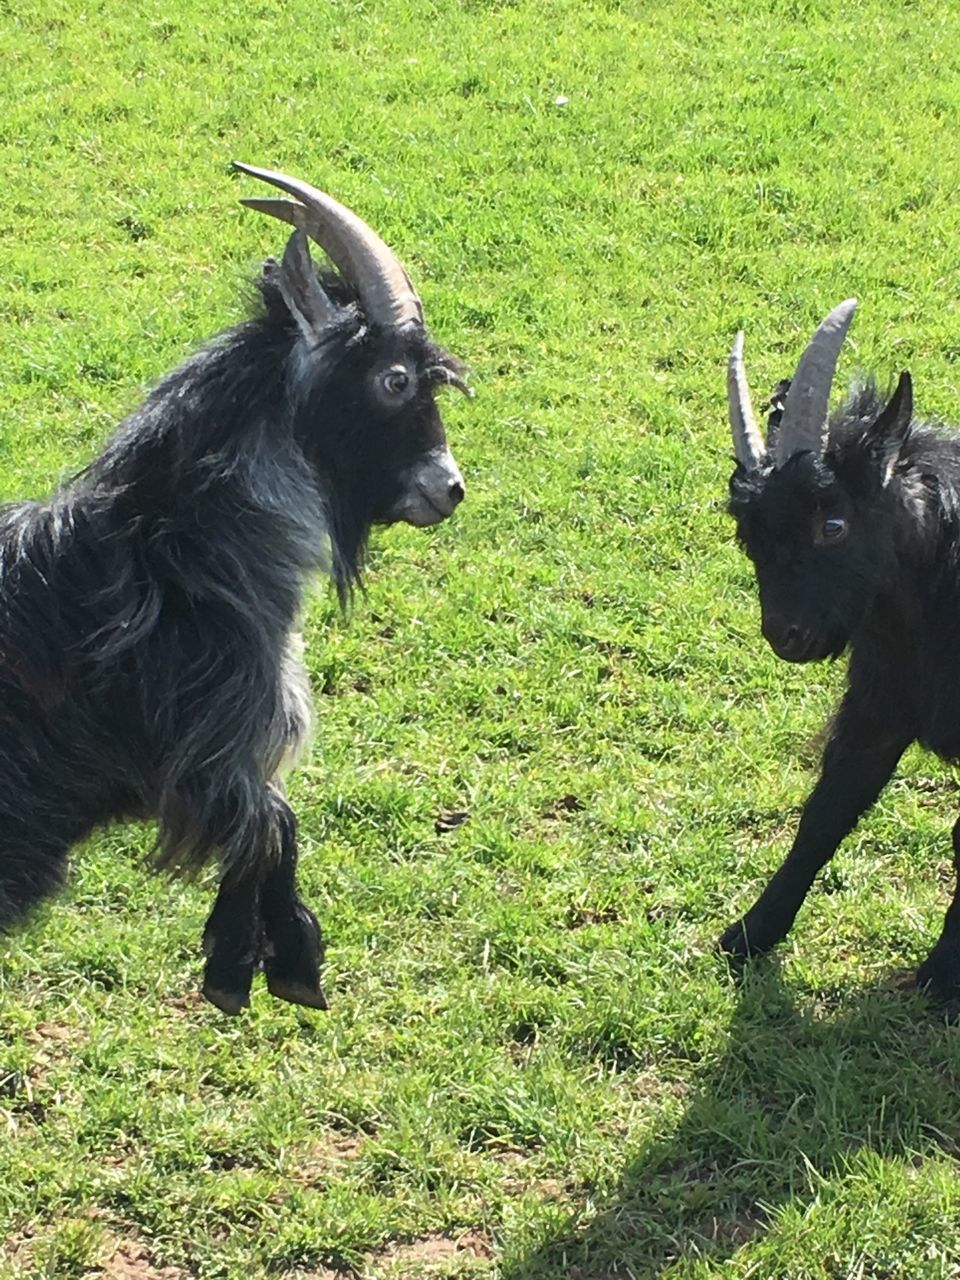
268 230 340 341
868 370 912 484
764 377 791 445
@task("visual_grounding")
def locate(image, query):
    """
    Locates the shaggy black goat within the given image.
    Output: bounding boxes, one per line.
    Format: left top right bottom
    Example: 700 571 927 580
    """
722 299 960 998
0 164 467 1013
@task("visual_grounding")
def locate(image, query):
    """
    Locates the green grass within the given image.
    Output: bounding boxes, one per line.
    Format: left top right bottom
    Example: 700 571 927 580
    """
4 0 960 1275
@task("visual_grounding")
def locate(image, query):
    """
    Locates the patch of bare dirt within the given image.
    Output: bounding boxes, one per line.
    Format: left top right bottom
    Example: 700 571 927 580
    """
0 1019 88 1129
285 1271 353 1280
289 1131 365 1185
2 1229 36 1267
375 1230 494 1268
490 1150 579 1205
165 992 205 1017
3 1228 189 1279
24 1020 83 1047
98 1239 189 1279
21 1018 86 1080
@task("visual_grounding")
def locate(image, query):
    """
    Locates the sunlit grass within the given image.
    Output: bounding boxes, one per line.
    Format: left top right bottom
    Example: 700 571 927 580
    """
3 0 960 1276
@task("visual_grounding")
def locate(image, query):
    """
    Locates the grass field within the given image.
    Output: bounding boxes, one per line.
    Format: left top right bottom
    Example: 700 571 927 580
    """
4 0 960 1276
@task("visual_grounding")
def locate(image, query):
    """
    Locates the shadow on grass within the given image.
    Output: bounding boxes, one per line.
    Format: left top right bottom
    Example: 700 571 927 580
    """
506 960 960 1278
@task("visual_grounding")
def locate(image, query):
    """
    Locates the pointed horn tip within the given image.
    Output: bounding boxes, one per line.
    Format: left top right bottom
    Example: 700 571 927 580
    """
818 297 857 331
232 162 338 205
233 162 324 200
233 160 266 178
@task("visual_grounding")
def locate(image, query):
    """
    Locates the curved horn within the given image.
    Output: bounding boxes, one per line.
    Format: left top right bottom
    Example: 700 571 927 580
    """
775 298 857 466
234 162 424 330
727 330 765 471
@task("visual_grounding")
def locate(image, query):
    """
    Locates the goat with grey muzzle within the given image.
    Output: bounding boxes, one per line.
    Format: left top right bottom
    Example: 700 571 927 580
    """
0 164 468 1013
724 299 960 998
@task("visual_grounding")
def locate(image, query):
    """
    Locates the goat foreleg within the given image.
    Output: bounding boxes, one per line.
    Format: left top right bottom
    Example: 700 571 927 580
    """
720 700 910 961
916 814 960 999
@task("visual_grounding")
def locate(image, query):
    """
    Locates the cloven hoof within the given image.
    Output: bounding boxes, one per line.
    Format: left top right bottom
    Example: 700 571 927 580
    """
201 983 252 1016
265 974 329 1010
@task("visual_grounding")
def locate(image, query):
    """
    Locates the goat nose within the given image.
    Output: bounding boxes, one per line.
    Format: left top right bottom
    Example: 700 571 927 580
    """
448 478 465 507
780 625 803 656
763 615 804 659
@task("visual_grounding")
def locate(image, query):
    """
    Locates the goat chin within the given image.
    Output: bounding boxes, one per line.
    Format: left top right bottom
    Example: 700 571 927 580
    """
392 492 455 527
403 505 449 527
768 635 846 664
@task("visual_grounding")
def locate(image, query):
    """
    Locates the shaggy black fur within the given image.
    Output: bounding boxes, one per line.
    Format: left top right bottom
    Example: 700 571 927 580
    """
0 241 465 1013
723 369 960 997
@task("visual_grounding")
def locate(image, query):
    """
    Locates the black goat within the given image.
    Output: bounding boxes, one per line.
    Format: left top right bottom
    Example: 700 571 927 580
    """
723 299 960 998
0 164 467 1013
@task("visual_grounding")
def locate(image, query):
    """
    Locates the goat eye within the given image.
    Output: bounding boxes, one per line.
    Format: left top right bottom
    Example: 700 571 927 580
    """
819 516 848 543
382 367 410 395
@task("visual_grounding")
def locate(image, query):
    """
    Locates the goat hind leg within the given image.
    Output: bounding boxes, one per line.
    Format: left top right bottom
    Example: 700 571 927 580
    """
202 875 263 1014
167 782 271 1013
915 814 960 1000
260 786 326 1010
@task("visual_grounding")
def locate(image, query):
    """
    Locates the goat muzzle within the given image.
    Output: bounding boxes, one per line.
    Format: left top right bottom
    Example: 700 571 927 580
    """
394 447 465 527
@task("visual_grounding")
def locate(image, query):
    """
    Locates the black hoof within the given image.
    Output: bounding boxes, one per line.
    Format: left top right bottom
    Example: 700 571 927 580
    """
916 950 960 1002
719 919 754 961
890 968 920 993
719 914 785 963
264 971 328 1010
201 980 252 1015
262 902 326 1010
202 949 257 1015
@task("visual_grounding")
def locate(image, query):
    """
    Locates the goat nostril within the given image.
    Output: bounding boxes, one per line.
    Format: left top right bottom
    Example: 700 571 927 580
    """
448 479 465 506
763 614 804 657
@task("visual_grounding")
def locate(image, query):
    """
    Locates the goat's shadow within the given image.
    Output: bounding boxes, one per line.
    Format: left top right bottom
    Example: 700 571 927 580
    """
505 961 960 1278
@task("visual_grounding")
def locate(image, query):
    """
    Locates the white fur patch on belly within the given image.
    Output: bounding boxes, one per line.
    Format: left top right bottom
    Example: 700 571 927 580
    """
275 630 314 776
